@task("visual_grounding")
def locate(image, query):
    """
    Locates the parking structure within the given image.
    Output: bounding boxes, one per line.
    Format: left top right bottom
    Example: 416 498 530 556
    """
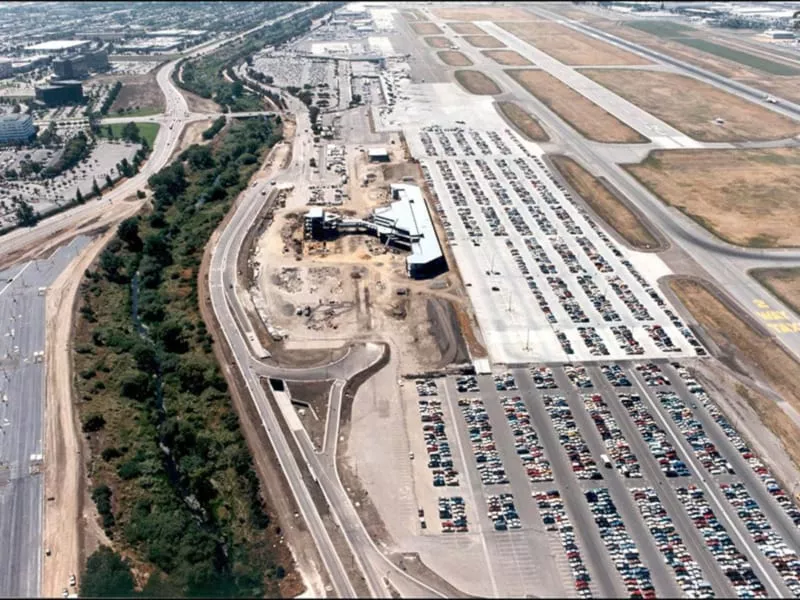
408 123 705 363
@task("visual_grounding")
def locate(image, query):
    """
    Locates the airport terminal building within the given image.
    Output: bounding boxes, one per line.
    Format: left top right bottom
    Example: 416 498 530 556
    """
304 183 446 279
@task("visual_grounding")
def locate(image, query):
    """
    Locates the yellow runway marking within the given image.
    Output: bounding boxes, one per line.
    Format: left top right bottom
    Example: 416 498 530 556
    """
753 299 800 335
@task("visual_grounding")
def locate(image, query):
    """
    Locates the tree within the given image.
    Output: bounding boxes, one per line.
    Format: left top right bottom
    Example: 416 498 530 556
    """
75 188 84 204
80 546 135 598
106 125 115 139
121 122 140 144
92 178 101 197
119 369 153 401
105 174 113 188
14 201 37 227
117 217 142 251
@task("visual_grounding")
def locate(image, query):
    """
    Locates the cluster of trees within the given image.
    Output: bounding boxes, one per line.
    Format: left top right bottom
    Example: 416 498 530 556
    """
201 116 225 140
99 81 123 116
42 131 91 179
78 118 287 597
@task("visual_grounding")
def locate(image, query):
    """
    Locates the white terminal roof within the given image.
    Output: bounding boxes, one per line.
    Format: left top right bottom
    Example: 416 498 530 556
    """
26 40 90 51
373 184 443 268
368 147 389 157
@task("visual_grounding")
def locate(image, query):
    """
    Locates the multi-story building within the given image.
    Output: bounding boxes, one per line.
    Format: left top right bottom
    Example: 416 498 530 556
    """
0 114 36 145
0 59 12 79
34 80 83 106
52 47 107 80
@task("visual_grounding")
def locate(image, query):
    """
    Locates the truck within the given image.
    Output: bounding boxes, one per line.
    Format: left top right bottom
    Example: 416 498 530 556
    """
600 453 612 468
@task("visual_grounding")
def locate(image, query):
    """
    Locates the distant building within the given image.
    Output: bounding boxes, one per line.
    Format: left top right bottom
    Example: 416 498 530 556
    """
52 47 108 79
0 113 36 145
0 59 12 79
35 80 84 107
24 40 92 55
766 29 796 39
304 183 446 279
367 147 390 162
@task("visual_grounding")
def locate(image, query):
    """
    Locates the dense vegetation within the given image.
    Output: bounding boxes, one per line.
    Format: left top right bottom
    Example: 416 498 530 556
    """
77 117 285 596
42 131 92 179
202 116 226 140
177 1 342 111
98 81 123 116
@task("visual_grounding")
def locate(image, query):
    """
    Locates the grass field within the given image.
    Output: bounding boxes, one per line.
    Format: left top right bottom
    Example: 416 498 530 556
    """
581 69 800 142
625 148 800 247
550 155 660 249
627 20 693 38
751 268 800 317
482 50 533 66
437 50 473 67
448 22 485 35
425 36 453 49
454 70 501 95
669 277 800 471
678 38 800 76
410 22 443 35
462 35 506 49
499 21 651 66
506 69 648 143
115 106 162 118
99 122 160 147
496 101 549 142
432 7 532 20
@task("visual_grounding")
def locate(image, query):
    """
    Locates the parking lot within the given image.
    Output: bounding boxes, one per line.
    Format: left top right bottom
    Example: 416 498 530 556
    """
405 361 800 597
406 123 705 363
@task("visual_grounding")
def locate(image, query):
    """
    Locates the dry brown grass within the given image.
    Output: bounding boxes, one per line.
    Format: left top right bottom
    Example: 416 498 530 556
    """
482 50 533 66
437 50 473 67
550 155 660 249
751 268 800 317
581 69 800 142
432 7 533 21
448 22 485 35
454 70 502 95
462 35 507 49
669 277 800 470
496 101 549 142
499 21 651 65
424 36 453 49
625 148 800 247
506 69 648 143
410 21 443 35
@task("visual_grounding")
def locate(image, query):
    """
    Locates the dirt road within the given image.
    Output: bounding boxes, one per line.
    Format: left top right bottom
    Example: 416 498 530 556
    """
42 231 116 597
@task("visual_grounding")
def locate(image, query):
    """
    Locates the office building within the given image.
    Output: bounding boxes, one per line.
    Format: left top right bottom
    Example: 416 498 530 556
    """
35 80 84 106
0 114 36 145
0 59 12 79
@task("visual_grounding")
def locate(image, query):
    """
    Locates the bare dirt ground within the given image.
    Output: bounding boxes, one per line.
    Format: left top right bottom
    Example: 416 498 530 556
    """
495 100 549 142
668 276 800 476
424 37 453 49
580 68 800 142
506 69 649 143
109 71 165 114
437 50 473 67
499 21 651 66
182 88 222 114
43 232 114 598
167 118 213 162
624 147 800 247
549 154 662 250
751 267 800 317
461 35 506 49
481 49 533 66
400 9 426 22
431 7 534 21
410 22 443 36
448 22 485 35
453 70 502 95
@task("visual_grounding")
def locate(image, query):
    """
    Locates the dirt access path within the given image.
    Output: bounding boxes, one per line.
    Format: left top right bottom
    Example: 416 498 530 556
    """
42 231 117 597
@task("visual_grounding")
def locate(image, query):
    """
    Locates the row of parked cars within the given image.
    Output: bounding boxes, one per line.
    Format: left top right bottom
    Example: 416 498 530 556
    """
675 485 767 597
584 487 655 599
458 396 509 485
505 238 557 324
630 487 714 598
611 325 646 356
534 489 593 598
602 363 632 387
417 389 460 488
487 493 521 531
544 395 602 480
531 366 558 389
493 371 517 391
720 482 800 596
636 362 670 387
565 365 592 388
437 496 468 533
656 390 735 476
500 395 553 483
618 393 690 478
672 362 800 528
583 393 642 479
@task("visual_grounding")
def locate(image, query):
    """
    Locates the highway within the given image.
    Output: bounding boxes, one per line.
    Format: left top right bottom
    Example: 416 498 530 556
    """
0 237 92 598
